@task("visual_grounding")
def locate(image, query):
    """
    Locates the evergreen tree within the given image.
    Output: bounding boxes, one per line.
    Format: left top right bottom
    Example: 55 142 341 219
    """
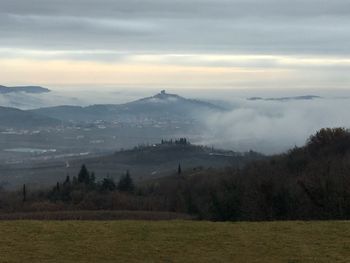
78 164 90 184
101 177 116 191
117 170 134 192
22 184 26 202
90 172 96 185
178 164 182 175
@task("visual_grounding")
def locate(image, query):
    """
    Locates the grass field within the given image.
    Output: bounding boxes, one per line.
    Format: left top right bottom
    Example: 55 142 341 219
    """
0 220 349 262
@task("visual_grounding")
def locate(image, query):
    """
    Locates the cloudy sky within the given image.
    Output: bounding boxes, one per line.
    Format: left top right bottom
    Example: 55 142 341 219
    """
1 0 350 89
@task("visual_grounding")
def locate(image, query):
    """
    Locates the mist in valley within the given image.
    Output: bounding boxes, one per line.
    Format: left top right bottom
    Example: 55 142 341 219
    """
1 87 350 154
200 94 350 153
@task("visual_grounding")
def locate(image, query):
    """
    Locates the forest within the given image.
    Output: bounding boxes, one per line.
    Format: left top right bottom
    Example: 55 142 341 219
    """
1 128 350 221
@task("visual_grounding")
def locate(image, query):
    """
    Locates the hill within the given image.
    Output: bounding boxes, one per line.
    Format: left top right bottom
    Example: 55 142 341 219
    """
0 106 60 129
0 85 50 94
142 127 350 221
29 90 225 122
247 95 322 101
0 142 262 188
0 128 349 222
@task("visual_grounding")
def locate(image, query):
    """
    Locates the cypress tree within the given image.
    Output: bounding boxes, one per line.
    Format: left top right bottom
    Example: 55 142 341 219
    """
22 184 26 202
117 170 134 192
78 164 89 184
178 164 182 175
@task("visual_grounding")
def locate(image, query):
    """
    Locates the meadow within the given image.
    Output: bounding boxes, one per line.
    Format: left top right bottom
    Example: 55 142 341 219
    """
0 220 349 262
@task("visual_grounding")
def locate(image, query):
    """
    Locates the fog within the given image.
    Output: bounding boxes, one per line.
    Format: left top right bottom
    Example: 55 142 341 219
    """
0 88 156 109
200 96 350 154
1 87 350 154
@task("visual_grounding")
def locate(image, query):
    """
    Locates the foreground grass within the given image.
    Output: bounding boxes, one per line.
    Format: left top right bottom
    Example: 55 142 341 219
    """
0 220 349 262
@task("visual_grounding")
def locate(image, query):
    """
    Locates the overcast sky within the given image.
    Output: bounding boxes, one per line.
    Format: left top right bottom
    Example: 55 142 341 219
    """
1 0 350 89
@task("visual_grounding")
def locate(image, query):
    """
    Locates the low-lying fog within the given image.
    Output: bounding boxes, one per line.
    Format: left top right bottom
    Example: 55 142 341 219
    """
1 87 350 154
200 96 350 154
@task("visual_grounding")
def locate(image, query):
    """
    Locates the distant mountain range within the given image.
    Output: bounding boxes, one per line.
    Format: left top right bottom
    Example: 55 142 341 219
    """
0 85 50 94
30 90 225 122
247 95 322 101
0 89 325 129
0 106 60 129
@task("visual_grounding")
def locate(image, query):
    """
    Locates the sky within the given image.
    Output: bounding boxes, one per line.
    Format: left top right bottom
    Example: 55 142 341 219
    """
1 0 350 89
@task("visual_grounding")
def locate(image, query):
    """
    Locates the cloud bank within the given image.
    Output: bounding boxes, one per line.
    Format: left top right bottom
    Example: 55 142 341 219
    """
1 87 350 154
1 0 350 55
201 97 350 154
1 0 350 87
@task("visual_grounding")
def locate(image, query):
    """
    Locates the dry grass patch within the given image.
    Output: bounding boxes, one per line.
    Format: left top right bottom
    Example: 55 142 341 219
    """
0 220 349 262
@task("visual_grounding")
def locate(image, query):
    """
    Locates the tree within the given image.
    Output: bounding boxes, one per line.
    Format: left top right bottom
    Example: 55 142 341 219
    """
101 178 116 191
178 164 182 175
64 175 70 186
22 184 26 202
90 172 96 185
78 164 90 184
117 170 134 192
307 127 350 156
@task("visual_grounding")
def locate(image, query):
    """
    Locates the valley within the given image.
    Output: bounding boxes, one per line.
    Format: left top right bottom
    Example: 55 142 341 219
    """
0 89 245 189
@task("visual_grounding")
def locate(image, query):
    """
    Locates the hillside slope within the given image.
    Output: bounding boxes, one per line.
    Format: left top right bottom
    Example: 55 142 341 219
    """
0 106 60 129
0 143 262 188
29 90 225 122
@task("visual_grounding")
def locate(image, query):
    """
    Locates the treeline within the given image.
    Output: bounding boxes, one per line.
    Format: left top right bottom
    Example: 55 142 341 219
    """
149 127 350 221
161 127 350 221
47 165 135 203
0 166 140 213
1 128 350 221
161 138 189 145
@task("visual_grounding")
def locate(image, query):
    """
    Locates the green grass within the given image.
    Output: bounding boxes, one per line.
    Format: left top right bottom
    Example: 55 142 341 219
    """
0 220 349 262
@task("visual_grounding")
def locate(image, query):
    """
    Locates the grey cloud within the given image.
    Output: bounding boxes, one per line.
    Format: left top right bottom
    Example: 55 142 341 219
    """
2 0 350 19
1 0 350 55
